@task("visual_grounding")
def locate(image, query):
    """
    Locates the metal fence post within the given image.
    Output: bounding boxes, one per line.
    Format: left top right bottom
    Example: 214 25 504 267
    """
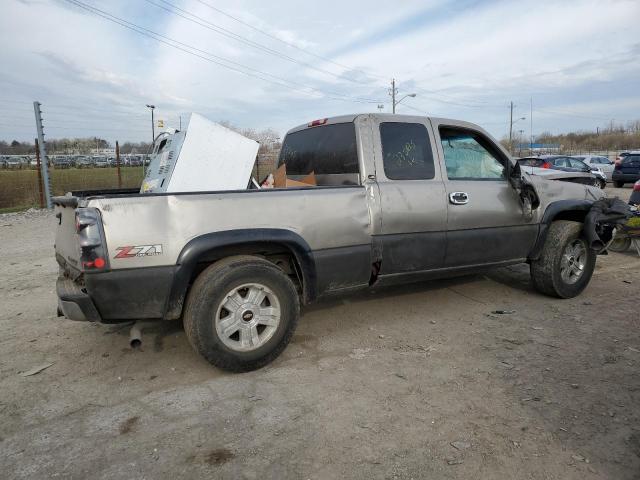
34 138 45 208
33 101 52 208
116 141 122 188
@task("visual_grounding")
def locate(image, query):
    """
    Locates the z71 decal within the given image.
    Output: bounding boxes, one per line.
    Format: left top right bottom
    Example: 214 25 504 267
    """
114 244 163 259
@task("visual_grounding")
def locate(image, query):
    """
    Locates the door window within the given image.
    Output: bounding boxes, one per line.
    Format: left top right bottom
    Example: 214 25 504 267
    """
569 158 590 171
380 122 435 180
439 127 505 180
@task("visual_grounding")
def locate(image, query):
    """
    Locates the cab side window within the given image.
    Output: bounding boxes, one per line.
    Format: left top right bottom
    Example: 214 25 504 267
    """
439 127 505 180
380 122 435 180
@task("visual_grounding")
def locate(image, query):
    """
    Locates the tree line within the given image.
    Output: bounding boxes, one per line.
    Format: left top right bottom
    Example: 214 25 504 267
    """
0 122 282 156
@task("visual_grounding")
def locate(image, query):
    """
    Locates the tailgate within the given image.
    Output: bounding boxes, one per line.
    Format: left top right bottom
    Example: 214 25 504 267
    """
53 198 81 272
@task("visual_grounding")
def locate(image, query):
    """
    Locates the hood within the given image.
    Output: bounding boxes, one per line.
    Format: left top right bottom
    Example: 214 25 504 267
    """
523 172 605 204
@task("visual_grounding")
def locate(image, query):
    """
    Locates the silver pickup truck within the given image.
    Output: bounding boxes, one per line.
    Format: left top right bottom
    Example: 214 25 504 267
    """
54 113 605 372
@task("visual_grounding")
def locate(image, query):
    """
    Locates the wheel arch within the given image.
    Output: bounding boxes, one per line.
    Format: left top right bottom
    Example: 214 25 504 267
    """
164 229 317 320
528 200 592 261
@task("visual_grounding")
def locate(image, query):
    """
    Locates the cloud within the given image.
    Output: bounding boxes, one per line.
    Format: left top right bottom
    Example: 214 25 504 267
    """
0 0 639 142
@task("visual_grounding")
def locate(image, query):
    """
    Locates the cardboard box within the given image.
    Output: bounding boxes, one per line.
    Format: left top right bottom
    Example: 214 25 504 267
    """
273 163 316 188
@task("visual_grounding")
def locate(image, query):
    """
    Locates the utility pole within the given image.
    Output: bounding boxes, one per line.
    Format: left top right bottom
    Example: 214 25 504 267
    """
179 115 182 130
33 101 52 209
530 97 533 153
390 79 397 114
389 79 416 114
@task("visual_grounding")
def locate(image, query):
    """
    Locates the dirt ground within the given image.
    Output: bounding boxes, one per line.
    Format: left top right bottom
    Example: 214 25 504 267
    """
1 186 639 480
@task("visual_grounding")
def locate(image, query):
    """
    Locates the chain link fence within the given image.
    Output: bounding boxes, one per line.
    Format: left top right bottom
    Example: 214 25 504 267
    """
1 151 281 212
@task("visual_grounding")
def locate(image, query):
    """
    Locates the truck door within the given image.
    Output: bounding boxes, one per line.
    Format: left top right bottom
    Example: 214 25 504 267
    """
369 116 448 276
432 121 537 267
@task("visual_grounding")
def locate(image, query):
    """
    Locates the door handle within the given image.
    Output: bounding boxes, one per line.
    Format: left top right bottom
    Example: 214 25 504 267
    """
449 192 469 205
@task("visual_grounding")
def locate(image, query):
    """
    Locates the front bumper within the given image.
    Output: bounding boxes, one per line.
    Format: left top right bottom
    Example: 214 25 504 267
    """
56 275 102 322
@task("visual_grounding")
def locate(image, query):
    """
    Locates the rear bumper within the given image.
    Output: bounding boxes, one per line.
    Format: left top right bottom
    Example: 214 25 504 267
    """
56 266 176 323
56 275 102 322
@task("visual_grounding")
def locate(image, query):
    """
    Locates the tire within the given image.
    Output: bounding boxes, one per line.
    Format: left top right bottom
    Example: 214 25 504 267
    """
530 220 596 298
183 255 300 372
608 236 631 253
599 180 606 189
614 180 624 188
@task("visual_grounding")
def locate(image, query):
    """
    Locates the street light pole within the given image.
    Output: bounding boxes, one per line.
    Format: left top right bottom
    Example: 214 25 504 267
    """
146 104 156 145
145 104 155 176
508 101 526 155
390 79 417 113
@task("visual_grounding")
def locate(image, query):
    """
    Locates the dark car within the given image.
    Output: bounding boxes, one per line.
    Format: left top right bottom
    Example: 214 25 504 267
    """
612 154 640 187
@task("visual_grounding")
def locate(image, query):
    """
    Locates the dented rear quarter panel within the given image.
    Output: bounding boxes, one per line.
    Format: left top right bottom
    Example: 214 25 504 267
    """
89 187 372 270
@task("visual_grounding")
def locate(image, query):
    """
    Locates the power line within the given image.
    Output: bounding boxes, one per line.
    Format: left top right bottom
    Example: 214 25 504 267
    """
191 0 387 81
146 0 376 86
62 0 383 105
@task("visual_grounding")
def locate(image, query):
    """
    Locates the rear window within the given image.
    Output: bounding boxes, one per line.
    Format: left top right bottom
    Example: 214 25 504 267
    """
622 155 640 164
278 123 358 175
380 122 434 180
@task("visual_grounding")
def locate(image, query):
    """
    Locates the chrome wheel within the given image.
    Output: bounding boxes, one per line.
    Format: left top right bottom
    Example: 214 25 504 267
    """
215 283 281 352
560 239 587 284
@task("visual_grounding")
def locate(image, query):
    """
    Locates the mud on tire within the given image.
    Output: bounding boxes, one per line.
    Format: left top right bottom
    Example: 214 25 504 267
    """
183 255 300 372
530 220 596 299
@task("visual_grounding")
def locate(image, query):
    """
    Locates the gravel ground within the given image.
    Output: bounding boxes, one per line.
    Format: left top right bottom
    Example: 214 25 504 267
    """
0 187 639 479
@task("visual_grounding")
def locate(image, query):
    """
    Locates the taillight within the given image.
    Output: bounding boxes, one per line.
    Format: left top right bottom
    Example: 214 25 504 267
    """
542 162 551 169
307 118 328 127
634 181 640 192
75 208 108 271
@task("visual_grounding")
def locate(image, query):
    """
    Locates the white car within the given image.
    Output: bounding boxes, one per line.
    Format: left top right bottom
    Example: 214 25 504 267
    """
572 155 614 180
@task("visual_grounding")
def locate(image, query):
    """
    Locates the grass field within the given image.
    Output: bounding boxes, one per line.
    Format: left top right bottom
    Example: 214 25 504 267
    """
0 167 144 211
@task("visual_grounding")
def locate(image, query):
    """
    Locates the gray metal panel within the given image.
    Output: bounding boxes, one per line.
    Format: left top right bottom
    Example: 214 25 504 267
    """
89 187 372 270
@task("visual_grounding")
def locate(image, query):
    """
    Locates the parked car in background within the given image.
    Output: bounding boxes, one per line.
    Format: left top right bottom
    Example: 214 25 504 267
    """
540 155 605 188
52 156 72 169
93 156 109 168
519 156 603 188
613 154 640 187
572 155 614 180
75 156 95 168
4 156 23 169
128 155 143 167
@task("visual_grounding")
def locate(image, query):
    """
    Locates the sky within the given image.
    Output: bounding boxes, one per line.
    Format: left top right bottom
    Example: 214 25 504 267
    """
1 0 639 144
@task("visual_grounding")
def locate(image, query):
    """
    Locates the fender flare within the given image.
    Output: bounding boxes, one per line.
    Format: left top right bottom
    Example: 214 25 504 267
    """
163 229 317 319
529 199 593 260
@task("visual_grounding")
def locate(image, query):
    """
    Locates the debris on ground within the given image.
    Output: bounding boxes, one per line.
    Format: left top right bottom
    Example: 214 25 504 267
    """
450 441 471 450
492 310 516 315
18 362 54 377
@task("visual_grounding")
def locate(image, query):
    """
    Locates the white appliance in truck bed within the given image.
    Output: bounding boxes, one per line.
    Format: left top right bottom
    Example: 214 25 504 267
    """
141 113 259 193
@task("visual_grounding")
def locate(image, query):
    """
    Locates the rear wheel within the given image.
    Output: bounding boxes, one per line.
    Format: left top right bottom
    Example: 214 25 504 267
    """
183 255 300 372
614 180 624 188
530 220 596 298
599 179 606 189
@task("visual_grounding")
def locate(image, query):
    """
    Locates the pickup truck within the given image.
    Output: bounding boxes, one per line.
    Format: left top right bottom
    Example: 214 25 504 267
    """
54 113 606 372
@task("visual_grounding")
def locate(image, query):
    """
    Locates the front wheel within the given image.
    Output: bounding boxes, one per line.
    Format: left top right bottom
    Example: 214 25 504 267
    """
530 220 596 298
614 180 624 188
183 255 300 372
599 179 606 189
